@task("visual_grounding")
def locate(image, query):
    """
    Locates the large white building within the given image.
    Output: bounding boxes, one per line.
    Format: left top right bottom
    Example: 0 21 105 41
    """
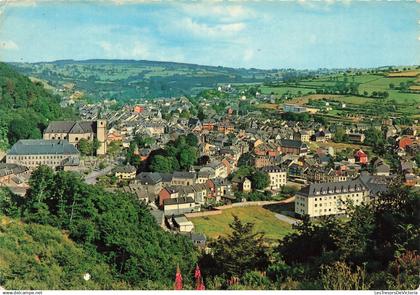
6 139 80 170
294 178 369 218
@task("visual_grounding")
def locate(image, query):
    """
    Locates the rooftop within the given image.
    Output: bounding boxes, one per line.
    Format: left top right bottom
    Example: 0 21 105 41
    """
298 178 368 197
8 140 80 156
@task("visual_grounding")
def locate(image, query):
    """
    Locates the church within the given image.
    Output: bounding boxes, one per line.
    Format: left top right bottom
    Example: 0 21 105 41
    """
43 120 107 155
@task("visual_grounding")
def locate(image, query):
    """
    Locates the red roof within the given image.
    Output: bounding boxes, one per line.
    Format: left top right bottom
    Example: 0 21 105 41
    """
355 149 367 157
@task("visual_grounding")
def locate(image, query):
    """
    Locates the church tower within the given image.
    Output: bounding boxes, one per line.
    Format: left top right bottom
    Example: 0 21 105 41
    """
96 120 107 155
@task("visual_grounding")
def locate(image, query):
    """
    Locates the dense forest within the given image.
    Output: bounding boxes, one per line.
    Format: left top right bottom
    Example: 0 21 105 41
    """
0 62 74 150
0 167 418 290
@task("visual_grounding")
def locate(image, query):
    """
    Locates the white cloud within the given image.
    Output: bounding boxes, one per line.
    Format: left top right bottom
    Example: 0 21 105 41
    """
98 40 185 62
179 18 245 38
3 0 37 7
180 3 255 21
0 40 18 50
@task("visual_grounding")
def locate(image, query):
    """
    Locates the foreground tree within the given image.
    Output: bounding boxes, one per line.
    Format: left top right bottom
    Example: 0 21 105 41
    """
203 216 271 278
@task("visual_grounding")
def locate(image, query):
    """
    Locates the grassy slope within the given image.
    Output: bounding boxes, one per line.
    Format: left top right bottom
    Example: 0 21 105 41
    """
190 206 293 241
0 216 114 290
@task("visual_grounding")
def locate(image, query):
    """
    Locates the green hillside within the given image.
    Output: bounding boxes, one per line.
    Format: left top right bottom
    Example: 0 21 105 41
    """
10 59 323 101
0 62 74 149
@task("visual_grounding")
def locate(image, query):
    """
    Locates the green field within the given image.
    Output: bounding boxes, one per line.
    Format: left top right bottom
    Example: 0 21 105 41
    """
265 70 419 118
190 206 294 241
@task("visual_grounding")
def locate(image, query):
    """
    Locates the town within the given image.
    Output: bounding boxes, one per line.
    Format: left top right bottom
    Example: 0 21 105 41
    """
0 1 419 291
1 68 419 247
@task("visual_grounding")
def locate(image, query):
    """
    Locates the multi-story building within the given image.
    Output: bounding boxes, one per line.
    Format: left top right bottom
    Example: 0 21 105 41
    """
261 165 287 190
113 165 137 180
172 172 196 186
43 120 107 155
294 178 369 218
163 197 200 216
279 139 308 156
6 139 80 170
293 131 310 142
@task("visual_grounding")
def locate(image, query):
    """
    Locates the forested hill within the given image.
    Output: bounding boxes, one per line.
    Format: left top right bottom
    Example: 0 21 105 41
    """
0 62 74 150
9 59 306 101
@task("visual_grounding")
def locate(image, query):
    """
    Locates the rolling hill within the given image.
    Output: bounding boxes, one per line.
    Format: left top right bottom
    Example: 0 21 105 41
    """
9 59 324 101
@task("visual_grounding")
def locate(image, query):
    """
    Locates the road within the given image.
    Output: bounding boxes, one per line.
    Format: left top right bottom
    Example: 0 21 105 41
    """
84 164 115 185
275 213 301 226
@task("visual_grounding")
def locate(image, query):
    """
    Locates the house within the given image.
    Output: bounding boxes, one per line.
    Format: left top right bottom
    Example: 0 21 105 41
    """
133 105 144 113
241 178 252 192
6 140 80 170
163 197 199 216
252 155 276 169
202 119 216 131
144 123 165 136
0 163 28 186
372 159 391 176
348 133 366 144
261 165 287 190
158 187 179 207
217 122 234 134
312 130 332 142
122 183 153 203
188 118 202 132
173 216 194 233
136 172 163 195
113 165 137 180
404 173 418 187
398 136 414 150
196 171 211 183
295 178 369 218
354 149 368 165
191 183 209 204
203 161 228 179
190 232 207 249
283 104 308 113
293 131 310 142
279 139 308 156
172 171 196 186
206 178 232 202
43 120 107 155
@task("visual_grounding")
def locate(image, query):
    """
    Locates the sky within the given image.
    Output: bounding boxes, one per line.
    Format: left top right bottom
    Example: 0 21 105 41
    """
0 0 418 69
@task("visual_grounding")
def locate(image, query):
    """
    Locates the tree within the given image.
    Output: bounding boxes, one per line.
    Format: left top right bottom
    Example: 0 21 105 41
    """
205 216 271 278
251 171 269 190
149 155 173 173
0 188 24 218
78 138 93 156
179 146 198 170
7 118 42 144
334 127 348 143
186 133 198 147
320 262 372 290
16 167 199 288
197 108 206 121
0 121 9 150
92 137 101 155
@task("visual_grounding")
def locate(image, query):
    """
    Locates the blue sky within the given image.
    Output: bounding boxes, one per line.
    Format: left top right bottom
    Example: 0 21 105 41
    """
0 0 418 69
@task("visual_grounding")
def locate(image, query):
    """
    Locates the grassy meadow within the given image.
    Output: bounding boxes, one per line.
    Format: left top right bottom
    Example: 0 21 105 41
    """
190 206 294 241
